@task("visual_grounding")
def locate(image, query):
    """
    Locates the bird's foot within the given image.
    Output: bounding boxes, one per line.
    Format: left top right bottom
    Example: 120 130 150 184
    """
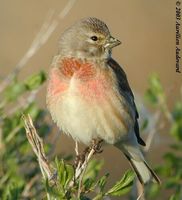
90 139 104 154
48 170 58 186
74 139 103 168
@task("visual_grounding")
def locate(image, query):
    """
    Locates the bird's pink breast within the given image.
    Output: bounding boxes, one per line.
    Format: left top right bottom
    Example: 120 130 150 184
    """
47 58 111 104
47 67 68 96
78 76 108 101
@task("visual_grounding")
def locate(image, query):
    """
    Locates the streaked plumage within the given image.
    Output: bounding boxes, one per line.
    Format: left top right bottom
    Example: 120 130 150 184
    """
47 17 160 185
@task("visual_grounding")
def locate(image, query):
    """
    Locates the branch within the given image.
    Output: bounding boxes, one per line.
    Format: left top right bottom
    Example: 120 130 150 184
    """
22 114 54 180
22 114 57 200
22 114 104 199
69 140 103 191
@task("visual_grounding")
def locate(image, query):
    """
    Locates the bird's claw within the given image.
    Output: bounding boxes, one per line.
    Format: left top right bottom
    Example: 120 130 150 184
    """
91 139 103 154
74 139 104 168
49 170 58 185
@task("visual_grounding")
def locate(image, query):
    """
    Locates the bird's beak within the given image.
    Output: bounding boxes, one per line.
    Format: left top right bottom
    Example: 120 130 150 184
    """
104 36 121 49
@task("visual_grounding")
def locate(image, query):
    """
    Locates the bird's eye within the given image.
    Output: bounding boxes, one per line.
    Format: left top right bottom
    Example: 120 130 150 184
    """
90 36 98 41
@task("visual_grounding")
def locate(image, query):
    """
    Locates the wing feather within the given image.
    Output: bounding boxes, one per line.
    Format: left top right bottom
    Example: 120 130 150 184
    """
107 58 145 146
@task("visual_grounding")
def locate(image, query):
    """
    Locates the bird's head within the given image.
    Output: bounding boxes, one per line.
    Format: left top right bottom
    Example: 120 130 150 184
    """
58 17 121 61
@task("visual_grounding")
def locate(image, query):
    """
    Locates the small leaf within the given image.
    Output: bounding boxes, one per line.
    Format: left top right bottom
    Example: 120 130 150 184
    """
97 173 109 192
83 178 94 192
105 170 135 196
83 159 104 182
172 102 182 121
145 89 158 105
149 74 163 94
55 158 65 190
170 120 182 141
25 71 46 90
4 81 26 102
2 181 23 200
60 160 67 187
64 163 74 187
170 101 182 141
44 178 63 198
55 158 74 190
145 74 165 106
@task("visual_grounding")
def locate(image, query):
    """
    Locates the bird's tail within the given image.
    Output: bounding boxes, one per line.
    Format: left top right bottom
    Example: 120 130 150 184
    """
117 143 161 185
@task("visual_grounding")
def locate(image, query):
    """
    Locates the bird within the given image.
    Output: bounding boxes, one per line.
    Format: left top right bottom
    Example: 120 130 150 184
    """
46 17 160 186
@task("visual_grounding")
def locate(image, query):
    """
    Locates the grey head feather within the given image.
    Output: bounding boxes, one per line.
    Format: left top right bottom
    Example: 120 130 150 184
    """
81 17 110 36
58 17 111 60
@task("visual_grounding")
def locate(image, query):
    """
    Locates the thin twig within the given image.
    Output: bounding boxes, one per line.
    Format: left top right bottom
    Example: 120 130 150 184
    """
22 114 54 179
22 114 55 200
77 148 95 198
75 141 79 156
69 140 102 189
75 148 95 180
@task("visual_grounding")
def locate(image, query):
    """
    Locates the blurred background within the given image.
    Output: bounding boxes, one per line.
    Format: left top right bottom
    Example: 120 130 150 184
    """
0 0 181 199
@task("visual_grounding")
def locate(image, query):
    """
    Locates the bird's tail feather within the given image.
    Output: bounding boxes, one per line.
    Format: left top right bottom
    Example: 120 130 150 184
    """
118 144 161 185
124 152 160 185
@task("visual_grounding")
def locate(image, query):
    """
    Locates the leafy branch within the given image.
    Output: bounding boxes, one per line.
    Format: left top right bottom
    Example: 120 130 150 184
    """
22 114 134 200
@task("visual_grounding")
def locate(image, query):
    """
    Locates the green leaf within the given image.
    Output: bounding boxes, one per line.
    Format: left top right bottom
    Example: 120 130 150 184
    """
145 89 158 105
105 170 135 196
83 178 95 192
170 101 182 141
59 159 67 187
170 120 182 141
55 158 74 189
24 71 46 90
171 102 182 121
45 178 64 198
64 163 74 187
4 81 26 102
97 173 109 192
2 181 23 200
83 159 104 182
145 74 165 106
149 74 163 94
81 159 104 193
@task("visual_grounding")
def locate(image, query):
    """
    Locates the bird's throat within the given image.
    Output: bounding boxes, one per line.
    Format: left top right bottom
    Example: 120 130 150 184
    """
59 58 96 80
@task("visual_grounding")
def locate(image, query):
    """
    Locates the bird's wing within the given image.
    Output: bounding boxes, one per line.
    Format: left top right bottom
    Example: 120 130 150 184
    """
107 58 145 146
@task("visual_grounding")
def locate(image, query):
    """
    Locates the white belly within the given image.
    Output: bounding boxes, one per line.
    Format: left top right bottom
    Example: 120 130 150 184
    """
48 78 133 145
